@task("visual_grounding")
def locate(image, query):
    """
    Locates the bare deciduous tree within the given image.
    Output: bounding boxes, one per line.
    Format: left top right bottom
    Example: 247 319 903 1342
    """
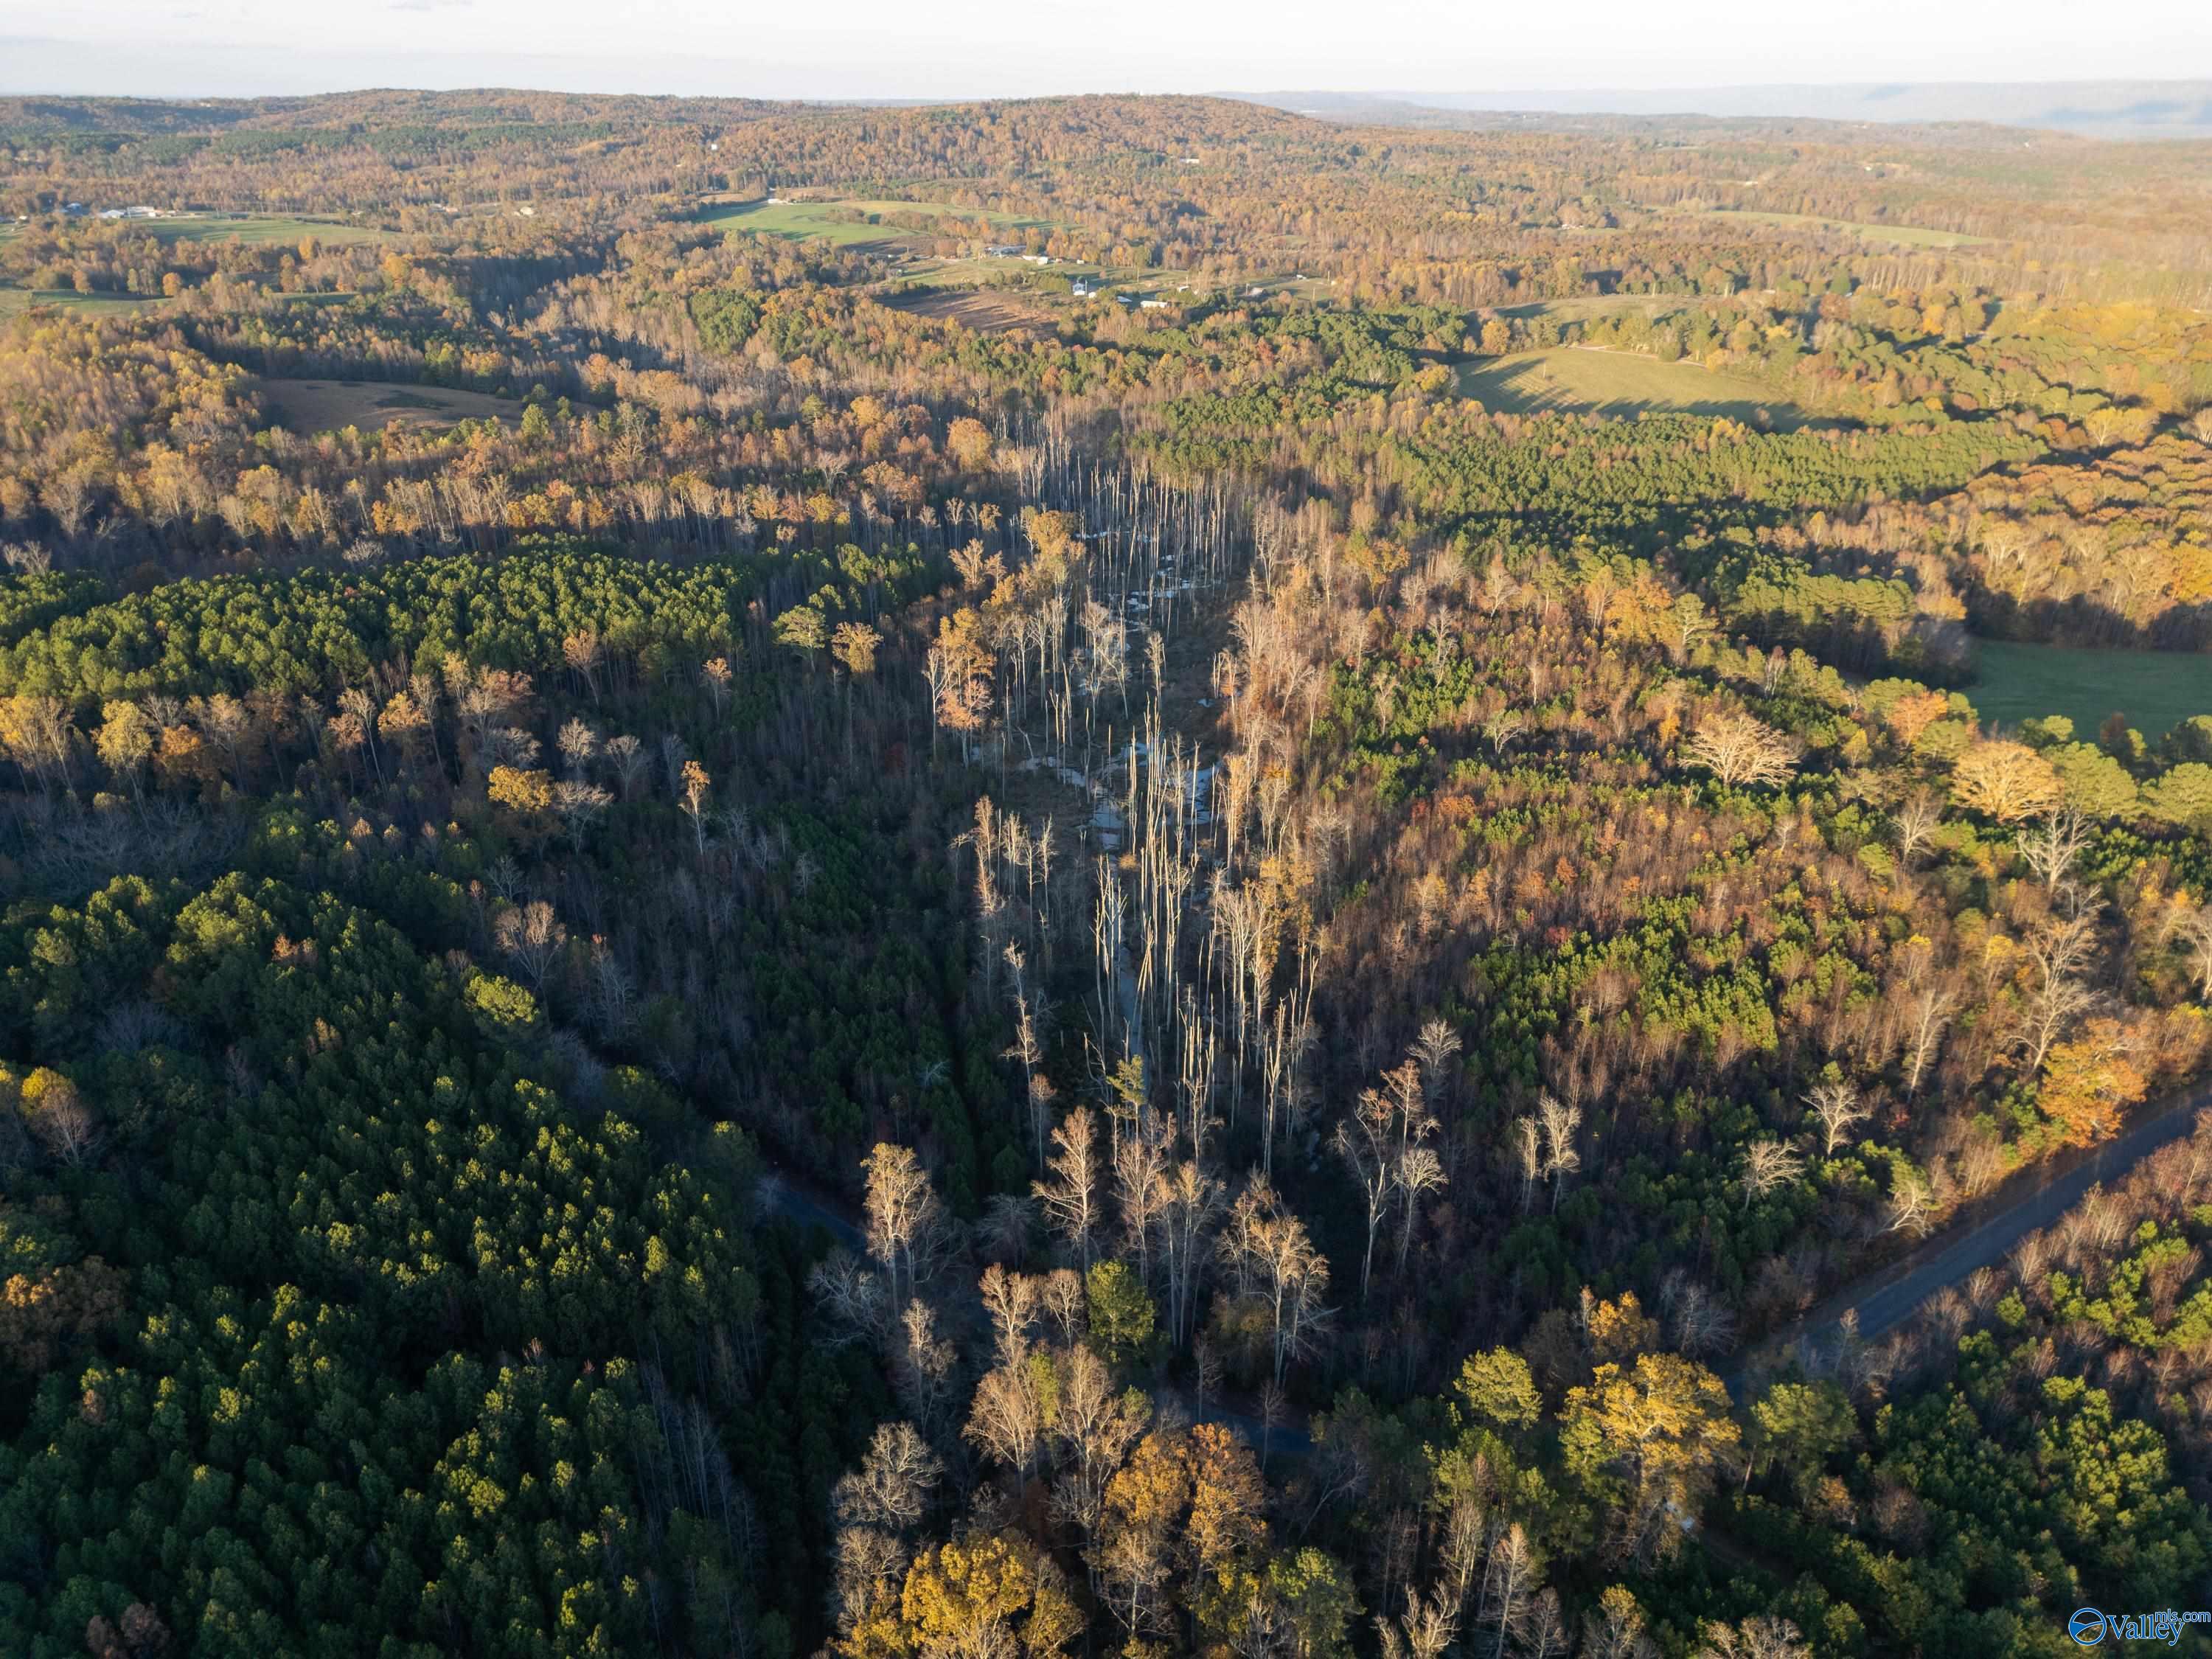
862 1143 947 1311
1685 710 1799 789
1538 1092 1582 1211
1891 789 1943 869
1805 1080 1871 1156
1694 1616 1808 1659
1034 1106 1102 1269
2020 911 2101 1076
1738 1140 1806 1209
1885 1164 1937 1237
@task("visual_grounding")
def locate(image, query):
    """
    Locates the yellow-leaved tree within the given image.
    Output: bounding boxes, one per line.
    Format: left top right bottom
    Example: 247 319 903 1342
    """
1562 1352 1741 1565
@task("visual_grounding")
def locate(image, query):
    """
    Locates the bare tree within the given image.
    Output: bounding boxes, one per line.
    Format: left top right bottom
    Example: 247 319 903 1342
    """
1438 1482 1486 1614
1050 1343 1147 1545
1381 1585 1458 1659
1885 1164 1937 1238
1685 710 1799 789
1738 1140 1806 1209
1113 1115 1171 1281
978 1264 1041 1368
832 1421 942 1534
2018 808 2090 900
1411 1017 1464 1108
604 734 647 799
1040 1266 1087 1345
1520 1588 1570 1659
1804 1080 1871 1156
1034 1106 1102 1269
1694 1617 1808 1659
1335 1088 1396 1303
1483 708 1530 759
1902 980 1956 1096
2173 903 2212 1002
807 1248 891 1347
1538 1092 1582 1211
1396 1145 1447 1276
1891 790 1944 869
1156 1160 1222 1348
24 1074 100 1168
2020 911 2101 1075
552 778 613 848
829 1421 942 1632
1478 1522 1538 1659
493 899 567 990
862 1143 947 1311
896 1298 957 1433
1582 1587 1659 1659
1658 1270 1737 1358
1218 1181 1332 1386
965 1358 1046 1480
977 1193 1034 1265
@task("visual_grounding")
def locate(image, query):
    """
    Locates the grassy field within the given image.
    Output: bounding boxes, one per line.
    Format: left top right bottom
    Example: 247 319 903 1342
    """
1455 346 1806 425
2 213 391 247
0 288 162 318
700 196 1051 247
1705 208 1989 250
1493 294 1683 324
138 215 397 246
1969 639 2212 741
257 378 521 434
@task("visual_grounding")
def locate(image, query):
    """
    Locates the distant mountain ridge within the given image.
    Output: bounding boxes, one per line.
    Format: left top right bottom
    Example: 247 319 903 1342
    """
1248 81 2212 139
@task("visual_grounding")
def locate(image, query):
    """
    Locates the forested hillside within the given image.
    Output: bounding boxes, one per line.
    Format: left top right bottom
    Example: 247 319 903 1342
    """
2 87 2210 1659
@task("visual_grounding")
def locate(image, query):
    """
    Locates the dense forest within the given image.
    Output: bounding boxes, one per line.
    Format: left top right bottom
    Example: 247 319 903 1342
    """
2 86 2211 1659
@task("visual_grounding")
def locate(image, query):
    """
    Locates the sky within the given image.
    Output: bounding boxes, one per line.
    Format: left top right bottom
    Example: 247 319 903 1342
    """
3 0 2211 101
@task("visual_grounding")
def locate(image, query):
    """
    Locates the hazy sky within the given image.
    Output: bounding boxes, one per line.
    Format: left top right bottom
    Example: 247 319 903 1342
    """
4 0 2211 100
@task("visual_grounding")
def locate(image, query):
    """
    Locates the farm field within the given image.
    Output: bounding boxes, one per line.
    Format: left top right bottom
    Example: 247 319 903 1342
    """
880 286 1060 335
1968 638 2212 742
256 378 522 433
699 195 1053 246
1704 207 1991 249
1455 344 1806 425
133 214 399 246
0 288 161 317
1494 293 1683 324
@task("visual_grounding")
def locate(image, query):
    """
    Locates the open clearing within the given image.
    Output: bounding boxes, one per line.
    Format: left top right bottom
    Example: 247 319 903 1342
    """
142 215 396 247
2 213 392 246
257 378 521 433
1455 346 1805 425
699 196 1052 248
1969 639 2212 741
1704 208 1990 249
880 288 1059 335
1492 294 1684 324
0 288 163 318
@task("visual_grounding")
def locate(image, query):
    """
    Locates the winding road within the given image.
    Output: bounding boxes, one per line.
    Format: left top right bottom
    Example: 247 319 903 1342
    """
1736 1091 2211 1388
